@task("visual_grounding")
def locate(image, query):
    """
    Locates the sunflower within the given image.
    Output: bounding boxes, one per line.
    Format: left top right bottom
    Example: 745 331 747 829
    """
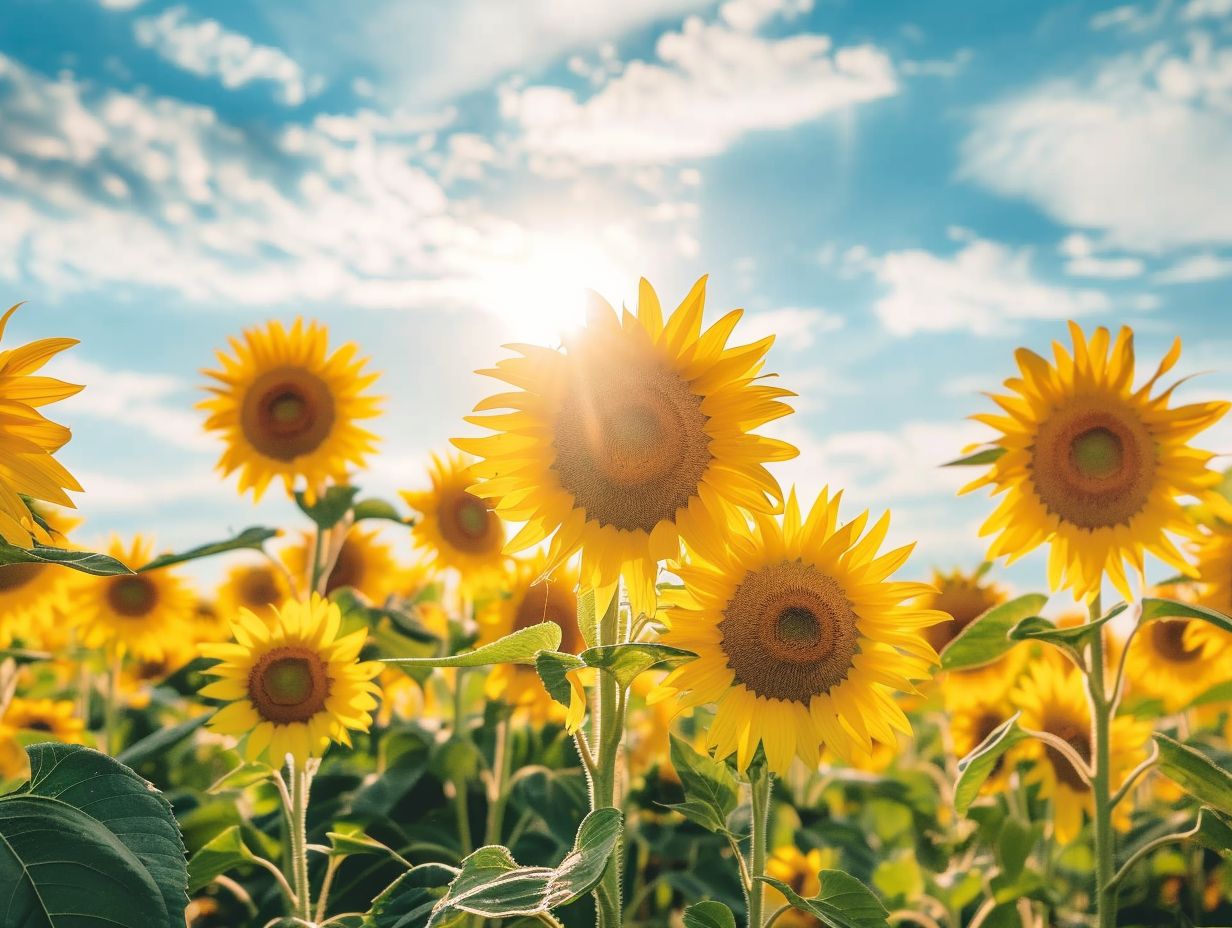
200 318 381 501
1123 615 1232 714
1194 527 1232 616
941 646 1030 710
963 323 1229 600
949 693 1014 792
401 452 507 592
0 504 79 646
281 525 401 603
200 594 382 766
216 562 291 623
1010 657 1150 843
73 535 196 660
0 303 84 547
920 567 1004 654
2 697 85 743
763 845 839 928
455 277 797 620
658 488 944 775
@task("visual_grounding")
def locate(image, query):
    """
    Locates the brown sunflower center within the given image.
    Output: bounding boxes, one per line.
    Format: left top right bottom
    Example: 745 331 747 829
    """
718 560 860 703
240 366 337 461
239 568 282 609
552 351 711 533
324 538 363 594
438 491 503 556
0 562 44 592
107 576 159 618
1045 720 1091 791
1029 400 1155 529
248 646 331 723
24 720 54 733
514 580 581 652
924 581 999 651
1151 619 1201 663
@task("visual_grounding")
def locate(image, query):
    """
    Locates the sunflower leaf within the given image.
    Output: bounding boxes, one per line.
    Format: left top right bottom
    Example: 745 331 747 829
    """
117 714 209 767
941 447 1005 467
328 823 411 866
186 825 257 893
683 900 738 928
1154 734 1232 814
954 713 1029 815
353 497 408 524
385 622 562 668
756 870 889 928
576 587 598 650
295 484 362 529
0 540 134 576
1139 597 1232 634
581 643 696 689
370 862 459 928
1189 679 1232 709
941 593 1048 672
1008 603 1130 667
660 735 739 835
536 650 586 707
137 526 280 572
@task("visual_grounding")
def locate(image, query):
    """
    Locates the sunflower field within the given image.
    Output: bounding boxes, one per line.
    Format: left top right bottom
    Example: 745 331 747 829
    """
1 284 1231 928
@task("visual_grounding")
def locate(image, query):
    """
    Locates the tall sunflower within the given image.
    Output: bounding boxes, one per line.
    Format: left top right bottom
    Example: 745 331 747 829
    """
963 323 1228 599
0 303 84 547
281 525 401 603
200 594 382 765
659 488 944 775
200 318 381 501
1010 657 1150 843
455 277 796 619
73 535 196 660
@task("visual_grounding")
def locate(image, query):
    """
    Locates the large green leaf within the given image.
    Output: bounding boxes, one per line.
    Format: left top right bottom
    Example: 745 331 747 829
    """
535 650 586 707
1155 734 1232 814
186 825 257 893
0 743 187 927
368 862 459 928
954 714 1029 815
426 807 623 926
1192 807 1232 856
138 526 280 572
353 497 407 524
386 622 562 668
661 735 739 835
757 870 889 928
683 900 737 928
296 485 362 529
1139 597 1232 634
1009 602 1129 667
941 594 1048 671
0 540 133 576
580 643 696 689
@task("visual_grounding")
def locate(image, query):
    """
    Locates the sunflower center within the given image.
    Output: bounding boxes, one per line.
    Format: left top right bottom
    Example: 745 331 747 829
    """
1029 401 1155 529
438 491 502 555
514 580 582 652
1151 620 1201 663
0 562 44 592
107 576 159 618
248 646 331 723
553 350 712 533
1045 721 1091 791
24 720 54 733
241 366 337 461
324 538 362 594
239 568 282 609
718 560 860 703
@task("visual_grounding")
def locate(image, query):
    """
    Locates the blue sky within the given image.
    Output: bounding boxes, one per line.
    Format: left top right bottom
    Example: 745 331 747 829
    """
2 0 1231 602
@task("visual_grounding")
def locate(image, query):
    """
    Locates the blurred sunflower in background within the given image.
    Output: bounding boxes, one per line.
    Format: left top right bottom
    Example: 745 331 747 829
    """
1124 616 1232 713
215 562 291 624
963 323 1229 599
660 488 944 774
74 535 195 660
402 452 506 593
200 594 382 765
0 303 84 547
0 503 79 645
282 525 401 603
456 277 796 619
921 566 1003 654
949 694 1014 791
200 318 381 501
763 844 838 928
1194 526 1232 615
1 697 85 743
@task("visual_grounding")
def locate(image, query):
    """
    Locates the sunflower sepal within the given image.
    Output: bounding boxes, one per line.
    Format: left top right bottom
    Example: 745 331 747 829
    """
754 870 890 928
0 540 133 576
295 484 361 529
954 713 1030 815
384 622 561 669
138 526 280 572
1153 733 1232 814
940 593 1048 672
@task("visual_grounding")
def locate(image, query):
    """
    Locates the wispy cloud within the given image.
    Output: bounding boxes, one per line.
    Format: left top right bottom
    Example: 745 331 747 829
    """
1153 252 1232 283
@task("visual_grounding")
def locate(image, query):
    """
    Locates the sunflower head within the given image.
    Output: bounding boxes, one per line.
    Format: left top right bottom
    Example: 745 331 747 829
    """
1 697 85 744
200 318 381 501
216 562 291 624
963 323 1229 600
281 525 402 603
660 488 944 775
455 277 797 620
200 593 382 766
1125 607 1232 713
920 566 1005 654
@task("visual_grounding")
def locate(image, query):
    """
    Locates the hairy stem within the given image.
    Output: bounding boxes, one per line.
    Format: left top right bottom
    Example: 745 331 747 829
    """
747 765 773 928
1086 593 1115 928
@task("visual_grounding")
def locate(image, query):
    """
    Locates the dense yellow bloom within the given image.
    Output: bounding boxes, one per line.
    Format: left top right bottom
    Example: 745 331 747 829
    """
1 697 85 743
215 562 291 624
73 536 196 660
963 323 1228 599
200 594 382 766
0 304 84 547
1011 658 1150 843
763 845 838 928
456 277 796 620
282 526 401 603
659 489 943 775
401 453 507 591
201 318 381 501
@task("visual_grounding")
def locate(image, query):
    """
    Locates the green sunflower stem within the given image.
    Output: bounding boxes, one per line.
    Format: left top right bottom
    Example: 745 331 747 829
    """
286 757 315 921
309 523 326 596
103 648 122 756
1086 592 1116 928
592 588 626 928
746 764 773 928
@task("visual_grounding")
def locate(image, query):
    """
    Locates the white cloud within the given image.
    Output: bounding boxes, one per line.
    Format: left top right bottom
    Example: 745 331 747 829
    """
502 13 897 165
70 468 229 512
736 306 843 349
1089 4 1164 31
1181 0 1232 20
961 33 1232 251
97 0 146 9
719 0 813 32
900 48 973 78
870 236 1109 336
1153 252 1232 282
1057 233 1145 278
134 6 311 105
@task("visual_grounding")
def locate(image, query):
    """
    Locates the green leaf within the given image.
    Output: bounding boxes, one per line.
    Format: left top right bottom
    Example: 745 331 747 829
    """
941 594 1048 671
1009 602 1130 667
0 540 133 576
116 714 208 766
369 862 459 928
1192 807 1232 857
997 818 1037 881
1155 734 1232 814
576 588 598 650
535 650 586 707
186 825 257 893
955 713 1030 815
207 761 276 795
138 526 280 572
580 643 696 689
0 743 187 927
661 735 739 835
295 485 361 529
683 900 738 928
427 807 623 926
757 870 889 928
385 622 562 668
353 497 407 524
1190 679 1232 709
872 850 923 903
1139 597 1232 634
942 447 1005 467
328 822 411 866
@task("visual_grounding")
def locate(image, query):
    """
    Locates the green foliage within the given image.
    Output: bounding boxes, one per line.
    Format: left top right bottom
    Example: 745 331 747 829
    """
386 622 561 668
0 540 134 575
580 642 696 688
368 862 459 928
535 650 586 706
757 870 889 928
117 714 209 766
296 484 362 528
941 593 1048 671
576 587 598 650
353 497 407 524
1139 597 1232 634
661 735 740 835
682 900 738 928
137 526 280 571
1154 734 1232 814
187 825 258 893
941 447 1006 467
954 714 1030 814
